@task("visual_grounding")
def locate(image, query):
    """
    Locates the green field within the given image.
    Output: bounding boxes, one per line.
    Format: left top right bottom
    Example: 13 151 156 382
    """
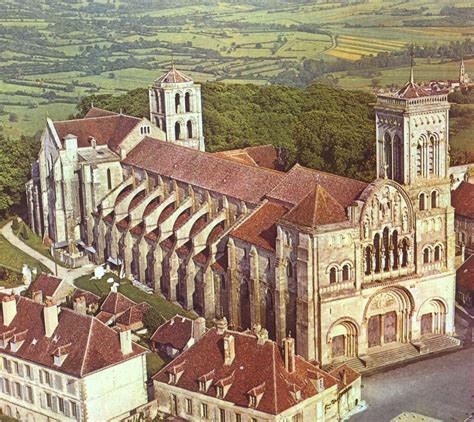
0 0 472 138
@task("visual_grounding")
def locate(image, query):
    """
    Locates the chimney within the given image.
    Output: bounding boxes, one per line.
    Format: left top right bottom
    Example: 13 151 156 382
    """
119 326 133 355
32 290 43 304
283 336 296 373
44 301 59 338
2 295 17 326
215 317 228 335
73 296 87 315
193 317 206 341
223 334 235 366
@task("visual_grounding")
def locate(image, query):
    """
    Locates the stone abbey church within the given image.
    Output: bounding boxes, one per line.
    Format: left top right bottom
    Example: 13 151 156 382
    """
27 67 458 368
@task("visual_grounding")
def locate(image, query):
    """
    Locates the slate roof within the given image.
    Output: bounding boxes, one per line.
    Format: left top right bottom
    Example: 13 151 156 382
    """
123 138 285 204
452 181 474 219
29 274 63 298
231 202 288 251
153 329 339 415
0 294 147 377
53 113 141 151
151 315 194 351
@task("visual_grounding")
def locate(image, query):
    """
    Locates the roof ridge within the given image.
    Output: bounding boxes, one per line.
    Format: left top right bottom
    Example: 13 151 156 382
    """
54 113 142 125
79 316 95 377
292 163 368 185
143 137 283 176
272 342 279 414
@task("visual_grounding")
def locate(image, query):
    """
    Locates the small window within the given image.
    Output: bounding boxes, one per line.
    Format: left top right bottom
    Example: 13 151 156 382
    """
46 392 52 408
26 386 33 403
329 267 337 284
236 414 242 422
14 382 21 399
201 403 208 418
431 191 438 209
219 408 226 422
217 386 224 398
419 193 426 211
58 397 65 413
25 365 32 380
249 395 257 407
434 245 441 262
185 398 193 415
342 264 350 281
107 168 112 191
423 248 430 264
71 401 78 418
287 262 293 278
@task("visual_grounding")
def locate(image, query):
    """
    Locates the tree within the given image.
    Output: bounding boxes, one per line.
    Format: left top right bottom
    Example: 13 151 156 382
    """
142 308 165 334
9 113 18 123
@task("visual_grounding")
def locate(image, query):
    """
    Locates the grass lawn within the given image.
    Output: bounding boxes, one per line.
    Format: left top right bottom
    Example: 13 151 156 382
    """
0 234 50 275
146 352 169 378
74 272 195 320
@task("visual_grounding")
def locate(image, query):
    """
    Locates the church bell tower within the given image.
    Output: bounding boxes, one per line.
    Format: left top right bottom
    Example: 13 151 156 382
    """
374 66 450 187
149 66 205 151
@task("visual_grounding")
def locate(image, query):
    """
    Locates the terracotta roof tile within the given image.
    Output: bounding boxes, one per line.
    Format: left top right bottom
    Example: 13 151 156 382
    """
0 295 146 377
457 255 474 292
267 164 367 208
154 67 193 84
71 288 100 307
328 364 360 391
123 138 285 205
151 315 194 351
29 274 63 299
231 202 288 251
100 292 136 316
54 114 141 152
394 81 432 99
153 329 338 415
282 185 347 228
452 181 474 219
115 302 151 327
84 107 118 119
214 145 283 171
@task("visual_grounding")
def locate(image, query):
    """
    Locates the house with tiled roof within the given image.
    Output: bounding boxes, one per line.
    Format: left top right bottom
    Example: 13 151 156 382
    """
28 274 72 305
153 320 361 421
456 256 474 316
150 315 206 358
0 294 148 421
452 181 474 256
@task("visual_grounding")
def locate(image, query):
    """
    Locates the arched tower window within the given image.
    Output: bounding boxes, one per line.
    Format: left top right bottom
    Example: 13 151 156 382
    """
392 230 399 269
175 93 181 113
342 264 350 281
329 267 337 284
416 144 422 176
374 233 381 273
431 191 438 209
185 92 191 112
423 248 430 264
393 134 403 182
175 122 181 140
187 120 193 139
107 168 112 190
365 247 372 275
434 245 441 262
286 262 293 278
384 132 392 179
428 136 435 175
419 193 426 211
383 227 390 272
401 239 408 267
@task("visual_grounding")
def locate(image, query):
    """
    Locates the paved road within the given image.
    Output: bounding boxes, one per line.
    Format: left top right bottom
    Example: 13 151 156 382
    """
1 220 93 285
352 348 474 422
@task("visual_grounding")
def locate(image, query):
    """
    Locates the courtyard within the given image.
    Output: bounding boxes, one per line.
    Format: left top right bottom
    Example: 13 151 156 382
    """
352 348 473 422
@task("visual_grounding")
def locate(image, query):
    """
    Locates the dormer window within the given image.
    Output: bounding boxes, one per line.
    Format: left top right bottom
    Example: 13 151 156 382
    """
249 395 257 407
199 380 206 392
316 377 325 392
216 386 224 398
169 373 177 384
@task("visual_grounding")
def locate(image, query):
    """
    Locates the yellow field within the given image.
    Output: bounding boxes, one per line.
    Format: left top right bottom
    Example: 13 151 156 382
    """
326 50 363 60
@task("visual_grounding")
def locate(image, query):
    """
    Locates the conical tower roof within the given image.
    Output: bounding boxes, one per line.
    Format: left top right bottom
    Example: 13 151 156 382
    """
154 65 193 84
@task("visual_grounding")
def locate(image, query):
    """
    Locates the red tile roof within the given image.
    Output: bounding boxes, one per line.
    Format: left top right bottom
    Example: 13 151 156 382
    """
151 315 194 351
29 274 63 299
70 288 100 307
0 294 147 377
267 164 367 208
394 81 432 99
328 364 360 391
154 67 193 84
153 329 339 415
100 291 136 316
116 302 152 327
123 138 285 204
231 202 288 251
452 181 474 219
457 255 474 292
214 145 283 171
53 114 141 152
282 185 347 228
84 107 118 119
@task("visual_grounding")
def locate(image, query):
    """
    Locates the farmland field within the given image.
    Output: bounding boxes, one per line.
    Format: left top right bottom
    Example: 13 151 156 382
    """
0 0 472 138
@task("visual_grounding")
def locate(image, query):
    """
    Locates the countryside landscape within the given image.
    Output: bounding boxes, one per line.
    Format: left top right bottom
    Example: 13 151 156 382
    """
0 0 473 147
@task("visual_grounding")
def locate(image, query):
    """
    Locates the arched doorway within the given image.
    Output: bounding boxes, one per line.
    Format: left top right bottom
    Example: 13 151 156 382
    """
364 287 414 349
418 298 447 336
328 318 359 360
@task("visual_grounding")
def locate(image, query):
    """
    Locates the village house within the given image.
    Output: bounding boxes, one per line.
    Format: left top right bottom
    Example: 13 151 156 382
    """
150 315 206 358
153 319 361 421
28 274 72 305
452 181 474 257
0 294 148 421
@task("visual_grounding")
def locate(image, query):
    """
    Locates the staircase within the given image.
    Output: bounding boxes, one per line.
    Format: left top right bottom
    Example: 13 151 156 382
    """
419 334 461 353
360 343 419 370
324 357 366 374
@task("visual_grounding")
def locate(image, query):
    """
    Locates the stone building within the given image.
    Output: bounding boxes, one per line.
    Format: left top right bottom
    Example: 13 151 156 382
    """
153 322 361 422
0 294 148 421
451 181 474 256
27 67 459 370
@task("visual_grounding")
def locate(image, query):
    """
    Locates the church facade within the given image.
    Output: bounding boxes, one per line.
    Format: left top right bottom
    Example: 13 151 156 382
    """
27 67 458 368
